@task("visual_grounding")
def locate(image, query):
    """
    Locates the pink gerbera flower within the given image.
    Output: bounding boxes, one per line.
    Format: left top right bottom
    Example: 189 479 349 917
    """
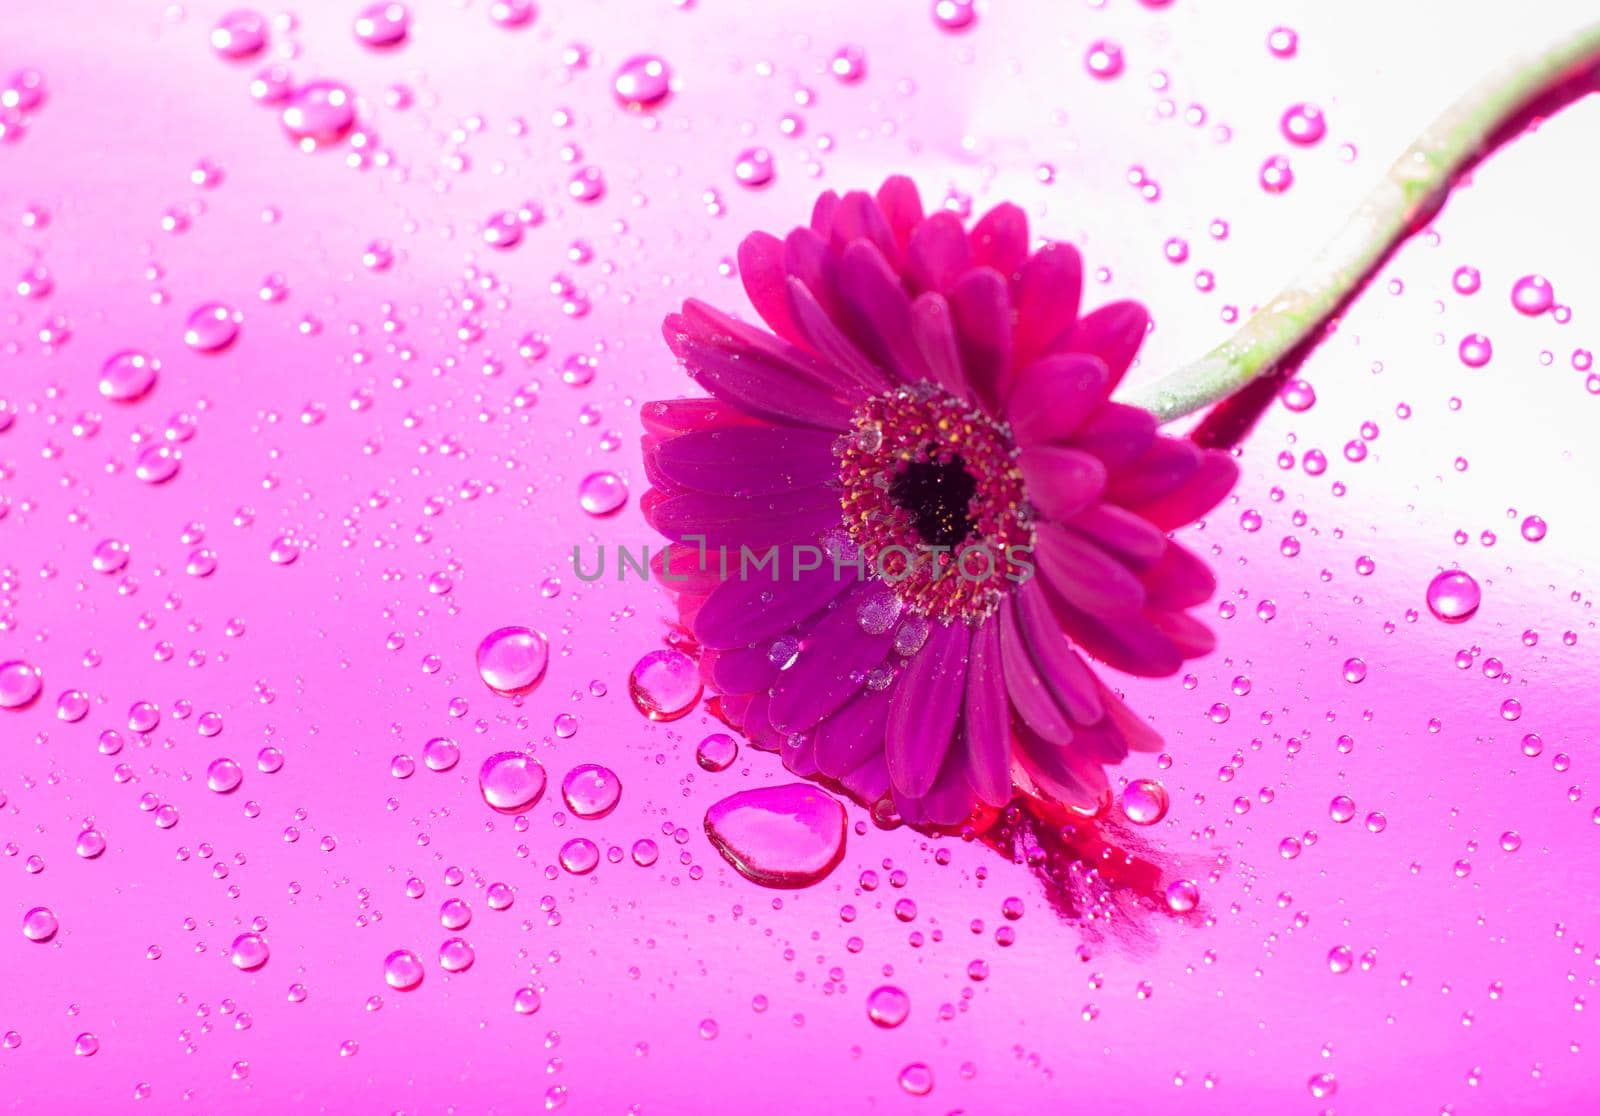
642 177 1237 827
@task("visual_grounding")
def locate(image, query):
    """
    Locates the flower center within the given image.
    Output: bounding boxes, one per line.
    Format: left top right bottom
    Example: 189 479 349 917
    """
888 454 978 549
836 384 1032 622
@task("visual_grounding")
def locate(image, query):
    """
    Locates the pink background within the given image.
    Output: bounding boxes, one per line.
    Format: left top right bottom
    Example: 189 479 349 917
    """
3 0 1598 1111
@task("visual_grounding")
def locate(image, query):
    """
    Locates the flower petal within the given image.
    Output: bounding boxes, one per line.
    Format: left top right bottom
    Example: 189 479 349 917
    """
737 231 804 345
998 597 1076 741
1013 242 1083 367
647 487 841 547
1126 448 1238 530
1035 521 1146 618
910 292 971 399
651 425 839 497
695 549 858 649
840 752 891 803
969 202 1029 280
1037 583 1184 678
904 211 972 294
768 582 899 733
1061 300 1148 390
827 190 900 267
875 175 924 255
1014 721 1110 809
1140 540 1217 610
836 240 933 384
958 618 1011 807
642 398 768 439
1147 608 1217 659
1063 505 1167 570
1013 579 1105 725
1006 354 1108 445
948 267 1014 409
1106 436 1202 507
650 542 725 595
885 620 971 798
895 749 976 828
814 685 892 781
810 190 840 237
667 328 854 430
1019 446 1107 522
1072 401 1158 470
703 643 781 694
785 276 896 394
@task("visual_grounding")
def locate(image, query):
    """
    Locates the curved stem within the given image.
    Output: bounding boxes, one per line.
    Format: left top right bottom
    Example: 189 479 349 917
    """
1128 19 1600 425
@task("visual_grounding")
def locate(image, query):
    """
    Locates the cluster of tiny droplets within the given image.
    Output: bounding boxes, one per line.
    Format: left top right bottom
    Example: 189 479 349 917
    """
835 385 1033 622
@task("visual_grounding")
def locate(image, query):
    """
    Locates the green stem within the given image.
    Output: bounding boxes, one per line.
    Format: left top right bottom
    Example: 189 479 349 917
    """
1128 19 1600 424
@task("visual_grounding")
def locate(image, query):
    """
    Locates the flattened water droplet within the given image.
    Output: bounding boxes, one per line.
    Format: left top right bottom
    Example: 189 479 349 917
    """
281 81 357 152
560 763 621 819
22 906 58 942
212 10 268 60
704 783 847 888
353 3 410 49
479 751 546 814
206 757 243 794
696 732 739 772
384 948 424 990
628 649 701 721
867 985 910 1028
183 302 240 352
577 471 627 516
1120 779 1169 825
0 660 43 710
1426 570 1480 623
613 55 672 110
476 626 549 695
230 931 270 970
99 350 160 403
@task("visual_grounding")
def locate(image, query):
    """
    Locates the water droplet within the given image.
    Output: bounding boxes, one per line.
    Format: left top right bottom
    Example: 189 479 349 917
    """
212 10 268 60
578 471 627 516
98 350 160 403
1329 795 1357 822
482 210 523 250
353 3 410 49
422 736 461 772
628 649 702 721
1327 945 1354 974
559 837 600 875
479 751 547 814
1426 570 1480 623
91 538 131 574
183 302 241 352
696 732 739 772
567 166 606 203
1520 515 1547 542
613 55 672 110
1266 26 1298 58
1084 40 1124 79
1259 155 1294 193
0 660 43 710
476 626 549 695
512 986 542 1013
561 763 622 819
22 906 58 942
898 1063 934 1097
1120 779 1169 825
1308 1072 1338 1099
384 948 424 990
438 937 475 972
230 932 270 970
1511 274 1554 316
867 985 910 1027
733 147 775 189
135 444 181 485
206 757 243 794
829 45 867 83
932 0 977 32
281 81 357 152
439 898 472 930
489 0 537 28
631 838 659 866
1280 103 1326 145
76 828 107 858
1458 333 1493 368
1342 657 1368 683
704 783 847 888
74 1033 100 1057
1164 879 1200 913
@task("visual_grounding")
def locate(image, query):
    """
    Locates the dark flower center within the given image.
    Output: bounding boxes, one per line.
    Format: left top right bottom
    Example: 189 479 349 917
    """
889 452 978 549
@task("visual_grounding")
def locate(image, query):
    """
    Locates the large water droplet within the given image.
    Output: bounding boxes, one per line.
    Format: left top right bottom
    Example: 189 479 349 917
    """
438 937 475 972
613 55 672 110
206 757 244 794
384 948 424 990
558 837 600 875
230 931 270 970
1120 779 1169 825
1426 570 1480 623
1511 274 1554 316
353 3 410 49
628 649 701 721
183 302 241 352
866 985 910 1027
0 659 43 710
212 10 268 61
479 751 546 814
476 626 549 695
21 906 58 942
704 783 847 888
281 81 357 152
99 350 160 403
560 763 621 819
696 732 739 772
